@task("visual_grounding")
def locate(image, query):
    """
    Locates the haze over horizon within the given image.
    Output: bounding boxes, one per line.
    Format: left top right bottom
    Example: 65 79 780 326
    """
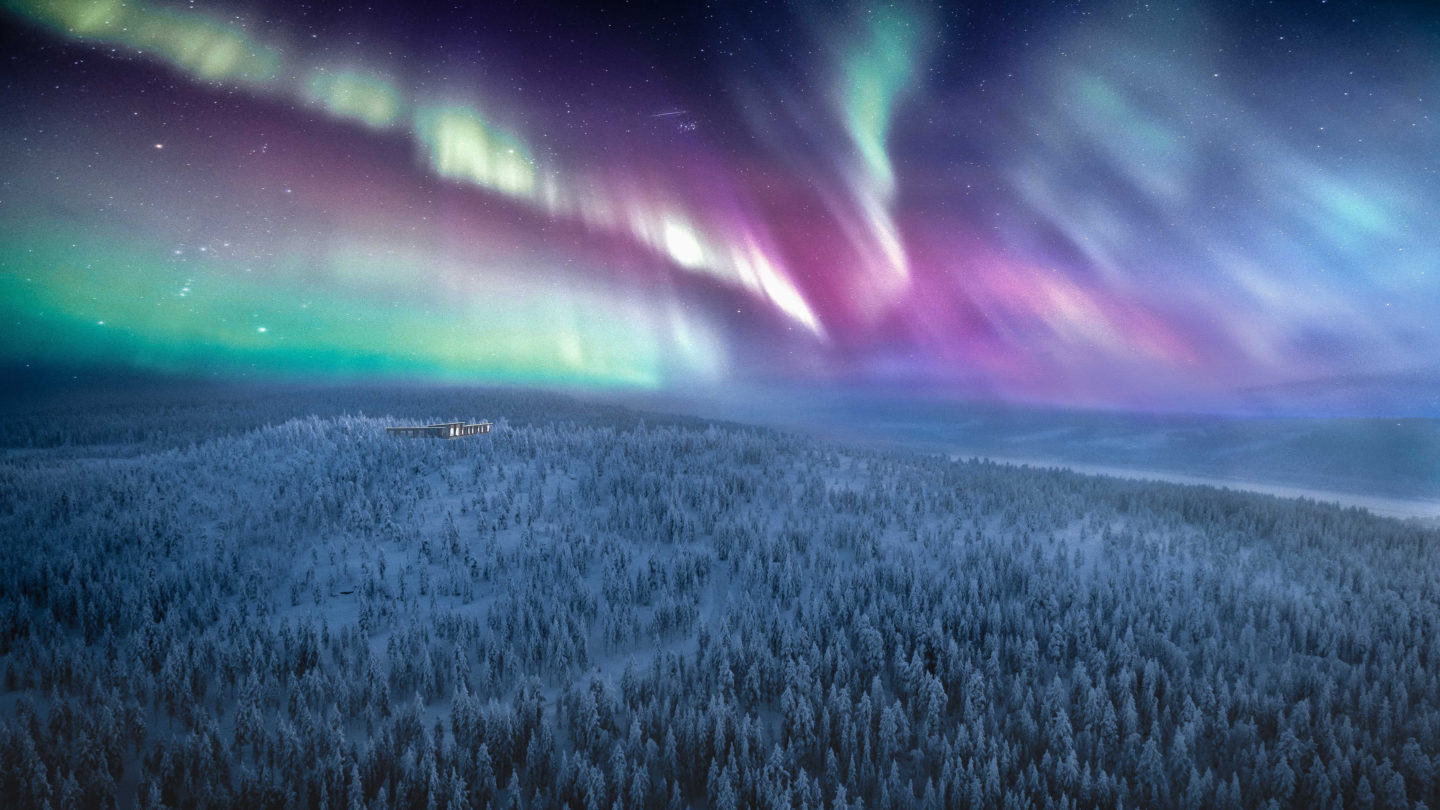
3 0 1439 415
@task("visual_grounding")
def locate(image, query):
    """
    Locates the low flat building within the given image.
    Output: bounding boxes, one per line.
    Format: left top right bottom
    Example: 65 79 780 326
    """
386 421 492 439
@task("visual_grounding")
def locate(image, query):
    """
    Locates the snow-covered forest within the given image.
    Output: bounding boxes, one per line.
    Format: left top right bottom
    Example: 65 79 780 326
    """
1 388 1437 809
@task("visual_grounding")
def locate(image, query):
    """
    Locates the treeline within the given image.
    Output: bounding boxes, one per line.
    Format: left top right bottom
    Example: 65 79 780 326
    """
0 395 1437 809
0 386 717 451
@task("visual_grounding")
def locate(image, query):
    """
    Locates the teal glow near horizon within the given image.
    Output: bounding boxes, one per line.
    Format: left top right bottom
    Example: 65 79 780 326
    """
0 219 723 388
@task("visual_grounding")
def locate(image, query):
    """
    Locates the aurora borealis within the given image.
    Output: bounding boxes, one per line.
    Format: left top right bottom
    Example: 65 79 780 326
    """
2 0 1438 412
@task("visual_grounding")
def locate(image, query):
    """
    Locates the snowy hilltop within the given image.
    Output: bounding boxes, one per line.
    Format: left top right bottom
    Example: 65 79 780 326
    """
1 388 1437 809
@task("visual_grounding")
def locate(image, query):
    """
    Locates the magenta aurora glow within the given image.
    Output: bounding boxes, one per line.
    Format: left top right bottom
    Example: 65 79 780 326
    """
2 0 1438 414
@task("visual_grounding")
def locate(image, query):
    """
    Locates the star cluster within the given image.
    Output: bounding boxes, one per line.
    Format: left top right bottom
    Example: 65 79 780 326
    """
2 0 1436 412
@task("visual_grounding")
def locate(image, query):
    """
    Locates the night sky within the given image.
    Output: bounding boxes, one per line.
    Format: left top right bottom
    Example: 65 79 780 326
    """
2 0 1438 413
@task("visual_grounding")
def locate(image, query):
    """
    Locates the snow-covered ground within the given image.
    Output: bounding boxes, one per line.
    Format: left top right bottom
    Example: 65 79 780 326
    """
2 386 1438 809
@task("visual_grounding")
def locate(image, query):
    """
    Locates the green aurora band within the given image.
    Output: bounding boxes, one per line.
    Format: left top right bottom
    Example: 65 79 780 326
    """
3 0 822 339
0 221 720 387
830 4 929 303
